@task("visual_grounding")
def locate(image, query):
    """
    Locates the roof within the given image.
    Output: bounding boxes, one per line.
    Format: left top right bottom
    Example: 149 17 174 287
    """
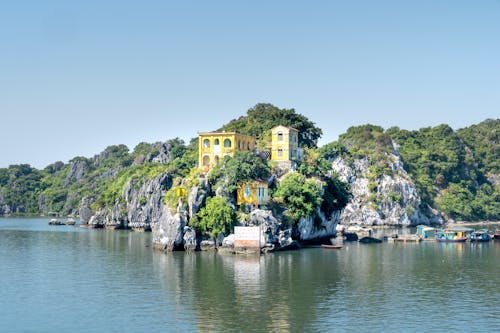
271 125 299 133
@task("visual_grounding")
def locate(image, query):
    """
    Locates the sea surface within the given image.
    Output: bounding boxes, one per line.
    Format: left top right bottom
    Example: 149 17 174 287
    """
0 218 499 333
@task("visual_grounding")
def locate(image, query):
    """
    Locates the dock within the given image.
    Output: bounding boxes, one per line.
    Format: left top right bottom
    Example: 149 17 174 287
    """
387 235 422 242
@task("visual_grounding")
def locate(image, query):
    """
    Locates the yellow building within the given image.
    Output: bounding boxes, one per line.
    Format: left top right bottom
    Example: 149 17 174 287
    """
237 180 269 206
198 132 256 172
271 125 301 163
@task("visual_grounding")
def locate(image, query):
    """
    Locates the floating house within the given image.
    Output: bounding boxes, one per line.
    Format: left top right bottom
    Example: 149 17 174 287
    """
198 132 256 173
416 225 435 240
435 227 473 242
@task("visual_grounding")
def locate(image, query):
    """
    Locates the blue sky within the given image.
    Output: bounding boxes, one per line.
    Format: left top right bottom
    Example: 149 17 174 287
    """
1 0 499 168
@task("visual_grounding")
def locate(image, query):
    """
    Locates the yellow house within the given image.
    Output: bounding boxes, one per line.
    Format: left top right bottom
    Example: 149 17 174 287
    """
237 180 269 206
198 132 256 172
271 125 301 163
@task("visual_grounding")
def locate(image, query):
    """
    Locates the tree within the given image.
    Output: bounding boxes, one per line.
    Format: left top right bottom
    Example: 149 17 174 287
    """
208 152 271 194
220 103 323 148
273 173 322 224
191 196 236 239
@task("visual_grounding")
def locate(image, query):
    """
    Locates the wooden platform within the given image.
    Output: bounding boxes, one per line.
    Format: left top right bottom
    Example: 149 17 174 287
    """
387 235 422 242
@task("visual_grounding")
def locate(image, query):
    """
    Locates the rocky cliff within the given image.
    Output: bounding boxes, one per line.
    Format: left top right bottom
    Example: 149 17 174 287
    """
331 151 443 227
81 173 172 230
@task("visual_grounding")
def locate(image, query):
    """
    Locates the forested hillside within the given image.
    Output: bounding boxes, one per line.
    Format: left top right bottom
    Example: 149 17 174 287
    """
0 104 498 223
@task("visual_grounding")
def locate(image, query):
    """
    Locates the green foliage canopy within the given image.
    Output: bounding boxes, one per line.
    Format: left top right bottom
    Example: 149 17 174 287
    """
190 196 236 239
273 173 323 224
220 103 323 148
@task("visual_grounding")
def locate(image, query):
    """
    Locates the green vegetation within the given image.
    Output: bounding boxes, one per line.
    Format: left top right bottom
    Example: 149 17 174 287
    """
273 173 323 225
220 103 323 148
190 196 236 239
320 120 499 221
208 151 271 194
1 104 496 226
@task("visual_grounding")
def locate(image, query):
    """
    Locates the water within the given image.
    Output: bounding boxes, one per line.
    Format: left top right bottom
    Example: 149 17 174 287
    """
1 218 499 333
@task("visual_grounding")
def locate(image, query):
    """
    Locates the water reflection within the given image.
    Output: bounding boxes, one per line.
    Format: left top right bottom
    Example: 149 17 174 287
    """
152 249 346 332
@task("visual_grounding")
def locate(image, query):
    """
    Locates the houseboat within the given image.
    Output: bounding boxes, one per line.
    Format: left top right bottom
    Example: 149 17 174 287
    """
470 229 491 242
435 227 473 242
493 230 500 240
415 225 435 240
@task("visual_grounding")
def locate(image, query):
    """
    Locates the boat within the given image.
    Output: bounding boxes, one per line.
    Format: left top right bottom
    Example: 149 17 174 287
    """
470 229 491 242
415 225 436 240
435 227 472 242
321 244 343 249
493 230 500 240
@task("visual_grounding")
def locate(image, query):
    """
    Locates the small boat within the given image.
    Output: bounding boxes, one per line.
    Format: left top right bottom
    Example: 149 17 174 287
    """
321 244 343 249
435 227 472 242
470 229 491 242
493 230 500 240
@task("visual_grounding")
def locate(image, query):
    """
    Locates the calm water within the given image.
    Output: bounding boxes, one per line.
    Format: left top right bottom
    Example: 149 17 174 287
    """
1 218 499 333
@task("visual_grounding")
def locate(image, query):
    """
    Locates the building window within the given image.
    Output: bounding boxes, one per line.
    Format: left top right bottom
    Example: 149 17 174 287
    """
278 149 283 158
203 139 210 148
202 155 210 166
224 139 231 148
278 132 283 141
214 139 220 145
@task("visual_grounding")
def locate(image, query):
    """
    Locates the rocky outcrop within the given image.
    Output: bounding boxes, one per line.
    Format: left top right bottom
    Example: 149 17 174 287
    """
82 172 172 230
297 210 341 241
152 206 188 251
64 159 88 187
331 153 443 226
188 182 209 219
79 197 94 225
183 226 197 251
123 173 172 230
0 193 7 216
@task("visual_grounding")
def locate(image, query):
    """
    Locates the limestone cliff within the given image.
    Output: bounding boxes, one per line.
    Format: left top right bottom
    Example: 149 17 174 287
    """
81 173 172 230
331 152 443 226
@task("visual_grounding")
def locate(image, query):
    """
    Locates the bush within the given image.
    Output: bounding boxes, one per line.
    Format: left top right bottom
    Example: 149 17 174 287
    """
273 173 322 224
190 196 236 239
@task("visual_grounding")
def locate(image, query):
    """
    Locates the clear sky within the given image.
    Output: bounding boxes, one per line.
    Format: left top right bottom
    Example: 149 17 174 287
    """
1 0 499 169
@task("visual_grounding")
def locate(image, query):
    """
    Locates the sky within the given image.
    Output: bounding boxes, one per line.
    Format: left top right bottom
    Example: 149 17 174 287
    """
1 0 499 169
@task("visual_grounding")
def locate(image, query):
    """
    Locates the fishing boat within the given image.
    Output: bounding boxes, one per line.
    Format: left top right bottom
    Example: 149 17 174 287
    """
470 229 491 242
321 244 343 249
493 230 500 240
435 227 472 242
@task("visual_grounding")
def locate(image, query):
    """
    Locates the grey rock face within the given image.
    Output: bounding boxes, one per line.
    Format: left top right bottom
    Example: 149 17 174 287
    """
151 142 172 164
123 173 172 231
249 209 280 245
297 210 340 241
152 206 187 251
64 159 88 187
188 182 209 219
331 152 443 226
79 197 94 225
199 239 216 251
183 226 197 251
88 209 106 228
